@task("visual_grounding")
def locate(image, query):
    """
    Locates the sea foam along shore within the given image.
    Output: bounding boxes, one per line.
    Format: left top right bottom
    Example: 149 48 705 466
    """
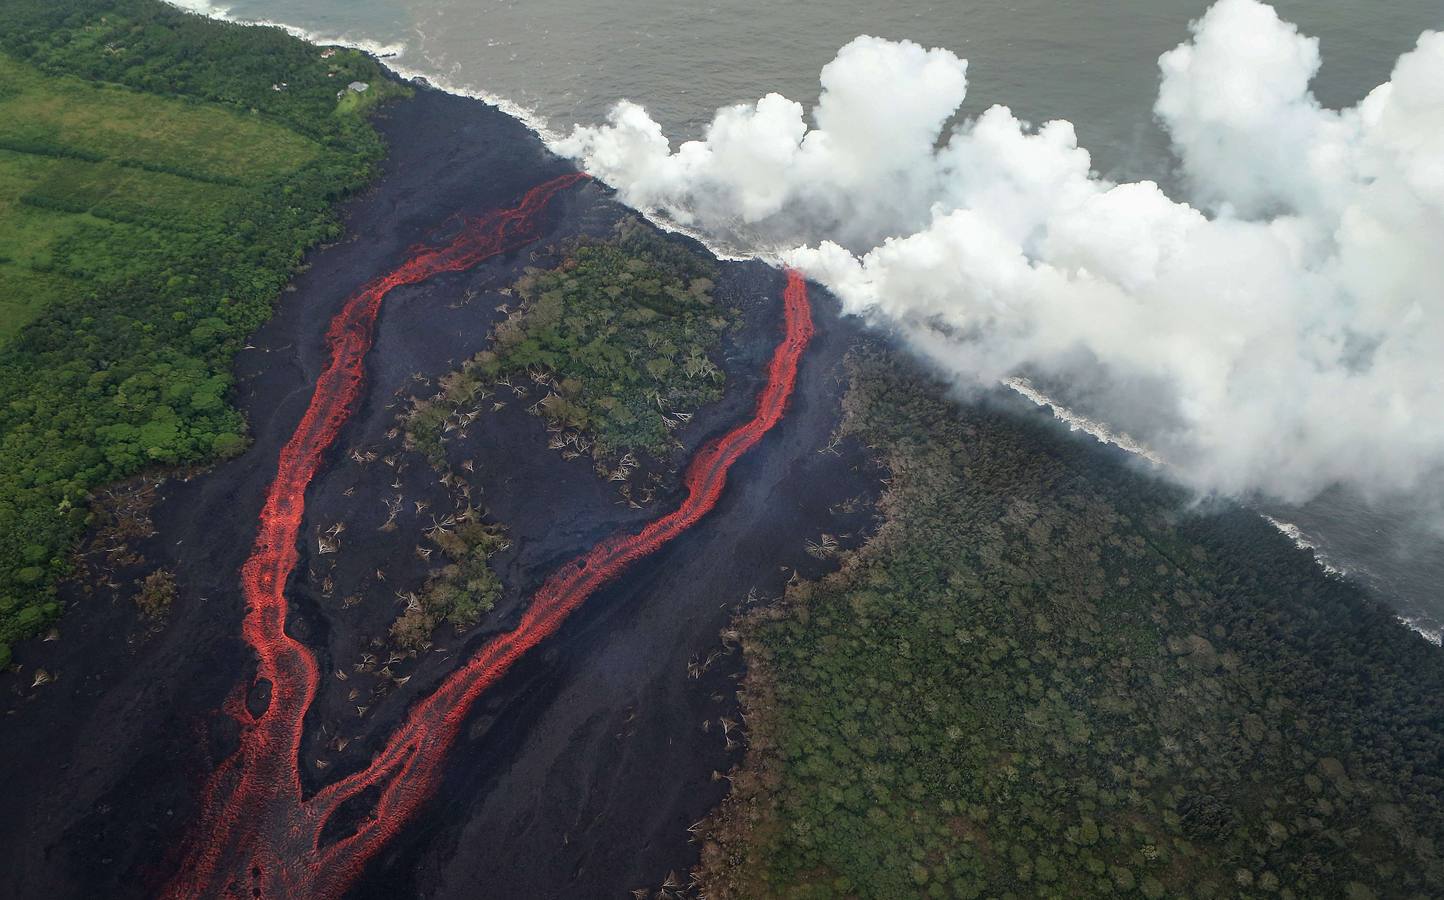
1259 515 1346 577
1007 375 1357 574
1004 376 1166 467
164 1 407 61
161 0 1440 647
162 0 758 264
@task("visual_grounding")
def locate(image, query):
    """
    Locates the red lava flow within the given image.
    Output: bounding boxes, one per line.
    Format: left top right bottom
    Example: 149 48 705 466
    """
162 172 813 899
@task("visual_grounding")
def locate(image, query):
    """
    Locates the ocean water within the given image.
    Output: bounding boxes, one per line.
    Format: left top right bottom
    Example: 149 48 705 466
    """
182 0 1438 183
172 0 1444 634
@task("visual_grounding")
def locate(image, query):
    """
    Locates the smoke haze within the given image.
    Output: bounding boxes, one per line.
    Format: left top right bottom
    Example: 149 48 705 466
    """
559 0 1444 518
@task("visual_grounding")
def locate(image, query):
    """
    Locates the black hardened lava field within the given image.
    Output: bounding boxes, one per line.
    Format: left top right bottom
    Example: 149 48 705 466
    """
0 85 870 898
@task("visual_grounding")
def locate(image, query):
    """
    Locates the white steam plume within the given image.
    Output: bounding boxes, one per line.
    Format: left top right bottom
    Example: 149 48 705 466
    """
558 0 1444 512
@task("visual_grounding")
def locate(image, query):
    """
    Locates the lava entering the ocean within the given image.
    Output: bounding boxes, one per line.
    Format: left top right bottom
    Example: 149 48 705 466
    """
163 173 813 899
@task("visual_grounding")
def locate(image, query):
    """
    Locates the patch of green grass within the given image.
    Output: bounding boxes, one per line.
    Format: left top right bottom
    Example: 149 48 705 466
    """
333 76 409 119
0 154 156 337
0 265 70 344
20 156 248 228
0 55 313 342
0 54 317 184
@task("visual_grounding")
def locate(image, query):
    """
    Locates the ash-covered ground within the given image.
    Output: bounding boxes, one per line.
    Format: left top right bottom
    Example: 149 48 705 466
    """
0 84 876 898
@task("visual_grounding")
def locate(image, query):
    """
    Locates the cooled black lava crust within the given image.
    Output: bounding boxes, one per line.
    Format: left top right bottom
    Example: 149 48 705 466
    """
0 83 872 899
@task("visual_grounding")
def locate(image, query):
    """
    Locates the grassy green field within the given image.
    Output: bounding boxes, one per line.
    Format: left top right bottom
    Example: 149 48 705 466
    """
0 53 318 341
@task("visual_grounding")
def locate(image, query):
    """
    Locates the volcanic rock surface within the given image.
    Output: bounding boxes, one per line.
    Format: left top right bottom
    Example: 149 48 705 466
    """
0 84 874 898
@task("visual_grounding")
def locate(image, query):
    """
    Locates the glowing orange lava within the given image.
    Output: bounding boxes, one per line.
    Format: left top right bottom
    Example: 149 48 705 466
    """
163 173 812 898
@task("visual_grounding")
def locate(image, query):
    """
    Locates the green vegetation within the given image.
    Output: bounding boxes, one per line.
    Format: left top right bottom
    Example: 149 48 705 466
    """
391 519 508 651
0 1 406 137
391 223 736 641
481 218 732 458
700 349 1444 899
0 51 318 339
134 568 175 620
0 0 405 661
401 218 733 469
399 379 472 472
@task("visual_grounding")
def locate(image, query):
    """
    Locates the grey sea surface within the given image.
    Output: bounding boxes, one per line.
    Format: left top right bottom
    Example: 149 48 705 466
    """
184 0 1444 631
199 0 1437 183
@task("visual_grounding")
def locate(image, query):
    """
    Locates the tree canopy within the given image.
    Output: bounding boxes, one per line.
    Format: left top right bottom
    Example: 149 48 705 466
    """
700 349 1444 899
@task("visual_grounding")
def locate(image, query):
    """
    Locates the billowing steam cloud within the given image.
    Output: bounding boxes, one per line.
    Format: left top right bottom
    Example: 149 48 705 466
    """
559 0 1444 510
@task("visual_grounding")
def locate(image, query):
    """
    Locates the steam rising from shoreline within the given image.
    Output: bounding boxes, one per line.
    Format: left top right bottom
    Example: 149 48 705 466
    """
560 0 1444 514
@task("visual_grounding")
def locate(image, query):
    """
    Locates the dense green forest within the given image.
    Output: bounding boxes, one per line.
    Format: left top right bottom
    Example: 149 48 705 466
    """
699 349 1444 899
0 0 404 667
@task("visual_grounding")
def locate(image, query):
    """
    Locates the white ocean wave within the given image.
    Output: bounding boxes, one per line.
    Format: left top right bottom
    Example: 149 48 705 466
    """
165 0 231 15
1257 518 1443 647
1398 616 1444 647
1259 514 1346 576
1003 377 1167 467
382 59 758 263
163 1 406 60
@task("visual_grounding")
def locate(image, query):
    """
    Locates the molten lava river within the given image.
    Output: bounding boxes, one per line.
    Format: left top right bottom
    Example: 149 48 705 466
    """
162 173 814 898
